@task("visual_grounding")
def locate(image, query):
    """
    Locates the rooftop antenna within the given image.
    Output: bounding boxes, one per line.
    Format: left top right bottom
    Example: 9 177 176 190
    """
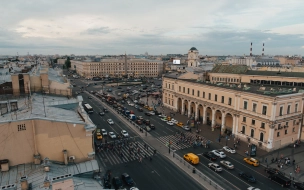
262 43 264 56
250 42 252 57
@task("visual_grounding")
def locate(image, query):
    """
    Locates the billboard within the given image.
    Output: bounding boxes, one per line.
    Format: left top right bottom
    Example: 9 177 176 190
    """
173 60 180 64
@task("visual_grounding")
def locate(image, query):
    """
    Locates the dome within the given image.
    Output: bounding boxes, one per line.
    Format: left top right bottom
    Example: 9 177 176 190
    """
190 47 197 51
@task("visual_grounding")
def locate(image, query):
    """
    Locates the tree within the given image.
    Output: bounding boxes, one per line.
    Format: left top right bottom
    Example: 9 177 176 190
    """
65 57 71 69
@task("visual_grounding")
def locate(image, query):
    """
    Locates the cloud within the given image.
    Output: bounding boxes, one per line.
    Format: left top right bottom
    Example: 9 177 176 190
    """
84 27 112 35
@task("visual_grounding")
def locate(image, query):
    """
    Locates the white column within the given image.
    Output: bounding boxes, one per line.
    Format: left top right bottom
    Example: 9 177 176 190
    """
203 106 207 124
187 102 191 117
181 99 185 115
232 115 236 134
195 104 198 120
267 127 275 149
211 109 216 127
221 112 226 132
175 98 178 111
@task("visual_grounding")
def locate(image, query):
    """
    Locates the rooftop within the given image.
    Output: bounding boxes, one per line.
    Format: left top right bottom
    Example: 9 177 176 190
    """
0 93 85 124
0 160 101 190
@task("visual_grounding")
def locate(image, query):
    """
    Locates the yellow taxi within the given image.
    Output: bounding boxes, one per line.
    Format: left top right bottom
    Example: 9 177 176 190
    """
148 107 154 111
96 132 103 140
243 157 259 166
176 122 184 127
144 105 149 109
167 116 172 121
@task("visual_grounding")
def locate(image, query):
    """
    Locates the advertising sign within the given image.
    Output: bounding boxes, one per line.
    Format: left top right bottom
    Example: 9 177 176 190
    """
250 144 257 157
173 60 180 64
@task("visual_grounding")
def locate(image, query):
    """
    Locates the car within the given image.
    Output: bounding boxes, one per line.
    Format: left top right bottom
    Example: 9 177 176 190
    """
112 176 123 189
203 152 217 161
96 132 102 140
161 117 168 122
118 86 122 89
88 96 92 99
244 157 260 166
145 126 151 131
143 119 150 125
99 112 105 116
137 107 143 112
96 128 101 133
118 93 121 96
149 124 155 129
293 182 304 189
136 120 142 125
223 146 236 154
109 132 116 139
211 150 226 158
101 129 107 136
149 111 155 115
167 121 174 125
264 167 284 176
182 125 190 131
144 105 149 109
135 105 139 109
107 119 114 125
208 163 223 172
171 118 178 124
145 112 152 116
148 107 154 111
158 114 167 118
121 173 134 186
129 103 134 107
239 172 256 183
247 187 261 190
133 100 138 103
220 160 234 169
121 130 129 137
137 116 144 120
176 122 184 127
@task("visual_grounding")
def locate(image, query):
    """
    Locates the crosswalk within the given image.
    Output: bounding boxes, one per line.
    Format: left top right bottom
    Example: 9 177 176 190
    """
157 132 211 151
97 141 155 166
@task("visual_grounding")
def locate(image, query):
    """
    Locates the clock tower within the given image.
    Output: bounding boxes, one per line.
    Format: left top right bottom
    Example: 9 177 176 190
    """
187 47 199 67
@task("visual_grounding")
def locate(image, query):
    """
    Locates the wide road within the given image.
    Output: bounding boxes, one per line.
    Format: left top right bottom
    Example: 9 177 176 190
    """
71 76 292 190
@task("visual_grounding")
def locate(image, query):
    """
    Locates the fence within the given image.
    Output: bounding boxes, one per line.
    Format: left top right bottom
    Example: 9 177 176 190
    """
172 152 224 190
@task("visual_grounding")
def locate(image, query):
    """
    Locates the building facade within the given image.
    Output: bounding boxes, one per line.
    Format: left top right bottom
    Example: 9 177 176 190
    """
71 58 163 78
162 70 304 151
187 47 199 67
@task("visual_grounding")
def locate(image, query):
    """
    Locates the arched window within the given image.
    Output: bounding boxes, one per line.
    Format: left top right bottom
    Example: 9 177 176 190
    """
242 126 245 134
250 129 254 138
259 132 264 142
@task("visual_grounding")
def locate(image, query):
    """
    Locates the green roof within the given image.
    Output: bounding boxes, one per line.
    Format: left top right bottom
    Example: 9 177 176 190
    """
211 65 248 74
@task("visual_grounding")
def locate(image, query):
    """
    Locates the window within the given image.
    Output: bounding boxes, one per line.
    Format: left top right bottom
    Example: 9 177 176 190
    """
172 85 174 90
208 93 211 100
179 86 181 92
18 124 26 131
261 123 265 129
169 84 170 89
262 105 267 115
250 129 254 138
187 88 189 94
165 83 167 88
203 92 205 98
215 95 217 101
197 91 200 97
221 96 224 103
242 117 246 122
295 104 298 113
183 87 185 93
293 120 296 125
252 103 257 112
228 98 232 105
244 101 248 110
287 105 290 114
293 127 295 132
242 126 245 134
277 132 280 137
285 130 288 135
192 89 194 95
279 106 283 116
251 119 255 125
259 132 264 142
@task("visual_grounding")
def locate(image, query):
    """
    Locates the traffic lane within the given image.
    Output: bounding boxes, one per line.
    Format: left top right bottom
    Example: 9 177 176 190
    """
111 154 204 190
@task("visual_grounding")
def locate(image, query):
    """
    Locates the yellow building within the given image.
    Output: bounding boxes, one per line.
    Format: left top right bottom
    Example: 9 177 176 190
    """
163 65 304 151
71 57 163 78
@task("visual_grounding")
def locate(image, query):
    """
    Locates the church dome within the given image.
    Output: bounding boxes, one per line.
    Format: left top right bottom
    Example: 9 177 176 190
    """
189 47 197 51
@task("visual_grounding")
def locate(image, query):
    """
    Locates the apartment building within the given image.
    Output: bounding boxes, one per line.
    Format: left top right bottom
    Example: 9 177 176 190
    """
71 57 163 78
162 65 304 151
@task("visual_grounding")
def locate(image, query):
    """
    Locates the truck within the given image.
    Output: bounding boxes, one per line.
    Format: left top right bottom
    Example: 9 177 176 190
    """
129 114 136 121
124 110 130 116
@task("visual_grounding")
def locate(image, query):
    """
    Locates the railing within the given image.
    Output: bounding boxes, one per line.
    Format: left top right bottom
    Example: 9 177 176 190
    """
172 153 224 190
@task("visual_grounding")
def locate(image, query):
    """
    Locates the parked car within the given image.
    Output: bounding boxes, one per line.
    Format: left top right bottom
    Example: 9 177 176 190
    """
223 146 236 154
137 107 143 112
136 120 142 125
182 125 190 131
220 160 234 169
145 126 151 131
208 163 223 172
203 152 217 161
167 121 174 126
239 172 256 183
96 132 102 140
121 173 134 186
143 119 150 125
176 122 184 127
264 167 284 176
268 173 291 187
149 111 155 115
101 129 107 136
112 176 123 189
149 123 155 129
293 181 304 189
161 117 168 122
211 150 226 158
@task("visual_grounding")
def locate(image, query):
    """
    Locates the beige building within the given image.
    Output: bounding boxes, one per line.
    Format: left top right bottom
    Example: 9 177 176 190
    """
163 65 304 151
0 94 96 167
71 57 163 78
187 47 199 67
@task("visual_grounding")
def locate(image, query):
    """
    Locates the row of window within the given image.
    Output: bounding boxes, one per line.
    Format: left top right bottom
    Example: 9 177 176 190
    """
243 101 267 115
211 77 240 83
242 116 299 129
18 124 26 131
88 63 160 66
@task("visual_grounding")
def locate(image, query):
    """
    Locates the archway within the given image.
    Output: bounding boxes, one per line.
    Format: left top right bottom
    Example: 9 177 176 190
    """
177 98 182 113
215 110 222 126
224 113 233 135
183 100 188 115
190 102 195 116
259 132 264 142
198 104 203 121
206 107 212 125
242 126 246 134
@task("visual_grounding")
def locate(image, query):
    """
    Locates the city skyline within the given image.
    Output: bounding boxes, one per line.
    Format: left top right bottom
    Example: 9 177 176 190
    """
0 0 304 56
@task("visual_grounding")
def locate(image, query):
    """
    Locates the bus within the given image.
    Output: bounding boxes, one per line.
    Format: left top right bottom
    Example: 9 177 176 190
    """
83 103 93 114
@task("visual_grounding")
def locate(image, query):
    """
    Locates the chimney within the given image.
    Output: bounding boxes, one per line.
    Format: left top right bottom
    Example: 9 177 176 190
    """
262 43 265 56
63 150 68 165
20 176 28 190
250 42 253 56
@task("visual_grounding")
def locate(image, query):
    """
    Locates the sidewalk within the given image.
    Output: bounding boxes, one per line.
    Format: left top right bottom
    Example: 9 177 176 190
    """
147 96 304 182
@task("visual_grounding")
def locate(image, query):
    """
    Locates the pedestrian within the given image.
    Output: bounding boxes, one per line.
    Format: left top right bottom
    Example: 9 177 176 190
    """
265 157 268 163
139 157 142 163
245 150 248 156
248 143 250 148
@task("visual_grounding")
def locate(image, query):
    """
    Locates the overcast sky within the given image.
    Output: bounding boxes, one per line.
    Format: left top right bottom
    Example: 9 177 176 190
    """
0 0 304 56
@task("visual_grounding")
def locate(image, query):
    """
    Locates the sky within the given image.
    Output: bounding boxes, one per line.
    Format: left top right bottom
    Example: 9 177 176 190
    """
0 0 304 56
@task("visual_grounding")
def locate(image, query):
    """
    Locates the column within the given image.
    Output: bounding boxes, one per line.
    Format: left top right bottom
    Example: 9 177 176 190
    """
203 106 207 124
181 99 185 115
187 102 191 118
232 115 236 134
221 112 226 132
175 98 178 112
267 127 274 149
211 109 216 127
195 104 198 121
